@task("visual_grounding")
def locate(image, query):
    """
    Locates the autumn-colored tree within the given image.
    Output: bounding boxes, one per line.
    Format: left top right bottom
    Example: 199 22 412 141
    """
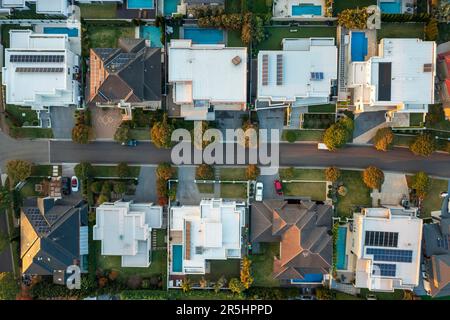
151 113 173 149
411 172 430 200
97 194 109 205
425 18 439 41
195 164 215 180
228 278 245 295
98 277 108 288
325 167 341 182
337 8 369 29
240 257 253 289
362 166 384 190
114 126 130 144
241 120 259 148
72 123 91 144
156 163 176 181
374 127 394 151
181 277 192 293
214 276 226 293
323 124 348 150
245 164 260 180
108 270 120 281
6 160 32 185
410 134 436 156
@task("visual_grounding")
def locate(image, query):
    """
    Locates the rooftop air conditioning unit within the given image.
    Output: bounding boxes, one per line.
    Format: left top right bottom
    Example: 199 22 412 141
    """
232 56 241 65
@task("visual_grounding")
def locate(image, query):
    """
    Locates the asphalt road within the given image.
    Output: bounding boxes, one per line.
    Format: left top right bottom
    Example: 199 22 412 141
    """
0 132 49 170
48 140 450 179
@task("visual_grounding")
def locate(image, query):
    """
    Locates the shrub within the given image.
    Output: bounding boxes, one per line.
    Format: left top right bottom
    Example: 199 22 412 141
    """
245 165 260 180
410 134 436 156
117 162 130 178
114 126 130 144
411 172 430 200
156 163 176 181
195 164 214 180
97 194 109 205
74 162 93 179
113 181 127 195
90 181 103 194
228 278 245 295
285 130 297 143
151 113 173 148
325 167 341 182
374 127 394 151
362 166 384 190
0 187 11 209
240 257 253 289
101 182 112 195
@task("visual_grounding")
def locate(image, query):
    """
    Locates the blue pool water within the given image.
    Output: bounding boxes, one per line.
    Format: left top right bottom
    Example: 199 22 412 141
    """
128 0 154 9
172 245 183 273
291 274 324 283
292 4 322 16
351 32 368 62
183 27 224 44
164 0 180 15
140 26 163 47
43 27 78 37
380 0 402 14
336 226 348 270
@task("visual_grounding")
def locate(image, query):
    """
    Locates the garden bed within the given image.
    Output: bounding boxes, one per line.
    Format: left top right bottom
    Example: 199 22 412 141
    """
302 113 335 129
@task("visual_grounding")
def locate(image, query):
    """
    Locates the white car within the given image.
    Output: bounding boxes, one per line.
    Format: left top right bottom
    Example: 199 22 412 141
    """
71 176 79 193
255 182 263 202
440 192 448 198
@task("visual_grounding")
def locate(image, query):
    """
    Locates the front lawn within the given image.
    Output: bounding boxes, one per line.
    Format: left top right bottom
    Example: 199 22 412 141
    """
9 127 53 139
279 168 325 181
333 0 377 15
377 23 425 40
87 26 135 48
91 165 140 178
80 3 117 19
249 243 280 287
5 105 38 126
303 113 335 129
257 26 336 51
129 129 150 140
219 168 246 181
393 134 416 147
220 183 248 199
335 170 372 218
418 178 448 218
197 183 215 194
282 129 324 142
308 104 337 113
283 182 327 201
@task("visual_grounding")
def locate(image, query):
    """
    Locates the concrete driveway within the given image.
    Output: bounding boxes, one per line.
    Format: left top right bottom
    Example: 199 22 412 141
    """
215 111 247 138
176 166 201 205
371 173 409 206
50 106 76 139
353 111 387 143
134 166 157 203
257 168 283 200
91 107 122 140
257 108 284 141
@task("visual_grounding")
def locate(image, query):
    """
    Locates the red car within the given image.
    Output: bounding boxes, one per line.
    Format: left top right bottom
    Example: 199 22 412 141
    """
274 179 283 195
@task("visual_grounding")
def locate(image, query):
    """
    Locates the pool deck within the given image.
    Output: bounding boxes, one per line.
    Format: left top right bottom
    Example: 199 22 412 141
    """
335 224 356 284
273 0 326 18
180 26 228 44
117 1 156 19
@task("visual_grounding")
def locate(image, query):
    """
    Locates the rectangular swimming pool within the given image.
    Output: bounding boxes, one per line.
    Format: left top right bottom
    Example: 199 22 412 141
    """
291 274 323 283
128 0 154 9
380 0 402 14
164 0 180 15
336 226 348 270
351 32 368 62
292 4 322 16
140 26 163 47
183 27 224 44
172 245 183 273
43 27 78 37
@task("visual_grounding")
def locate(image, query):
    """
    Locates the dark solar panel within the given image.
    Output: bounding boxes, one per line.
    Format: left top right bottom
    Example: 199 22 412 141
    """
262 54 268 86
378 62 392 101
10 55 65 63
276 54 283 86
366 248 413 263
16 67 64 73
373 263 396 277
365 231 398 247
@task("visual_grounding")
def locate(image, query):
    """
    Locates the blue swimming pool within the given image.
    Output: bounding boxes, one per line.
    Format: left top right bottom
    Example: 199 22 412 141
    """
336 226 348 270
172 245 183 273
291 274 323 283
351 32 368 62
140 26 162 48
183 27 224 44
43 27 78 37
128 0 154 9
380 0 402 14
164 0 180 15
292 4 322 16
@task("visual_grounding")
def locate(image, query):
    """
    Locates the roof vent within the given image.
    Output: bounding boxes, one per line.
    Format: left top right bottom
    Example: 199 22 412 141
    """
423 63 433 72
232 56 241 65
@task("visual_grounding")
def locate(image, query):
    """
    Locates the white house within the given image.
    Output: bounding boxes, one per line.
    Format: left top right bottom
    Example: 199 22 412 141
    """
350 206 423 292
0 0 26 14
93 201 163 268
347 38 436 115
35 0 68 16
2 29 80 110
169 199 246 275
256 38 337 109
168 39 247 120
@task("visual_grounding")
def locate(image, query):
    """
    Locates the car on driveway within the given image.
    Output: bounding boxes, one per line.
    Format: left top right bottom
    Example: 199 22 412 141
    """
255 182 263 201
61 177 71 195
122 139 138 147
71 176 79 192
274 179 283 196
440 191 448 198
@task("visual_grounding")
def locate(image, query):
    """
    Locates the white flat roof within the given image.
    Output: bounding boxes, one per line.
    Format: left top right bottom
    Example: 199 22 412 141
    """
168 40 247 104
257 38 337 103
36 0 68 14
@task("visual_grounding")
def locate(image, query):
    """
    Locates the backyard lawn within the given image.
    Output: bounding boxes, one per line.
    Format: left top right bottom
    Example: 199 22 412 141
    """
377 23 425 40
225 0 241 13
189 259 241 283
87 26 136 48
283 182 327 201
249 243 280 287
281 130 324 142
359 288 405 300
335 170 372 218
279 168 325 181
333 0 377 15
9 127 53 139
247 0 272 14
257 26 336 50
219 167 247 181
227 30 245 47
80 3 117 19
220 183 248 199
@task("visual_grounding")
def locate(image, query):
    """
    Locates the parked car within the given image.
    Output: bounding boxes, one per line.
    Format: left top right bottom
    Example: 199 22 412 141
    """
255 182 263 201
122 139 138 147
61 177 71 195
71 176 79 192
274 179 283 195
317 143 329 150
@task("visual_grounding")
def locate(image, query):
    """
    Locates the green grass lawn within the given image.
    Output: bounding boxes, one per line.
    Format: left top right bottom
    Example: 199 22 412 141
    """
377 23 425 40
154 229 166 248
227 30 245 47
219 168 247 181
220 183 247 199
335 292 362 300
9 127 53 139
129 129 150 140
190 259 241 283
249 243 280 287
31 165 54 177
308 104 337 113
409 113 424 127
87 26 135 48
359 288 405 300
335 170 372 218
279 168 325 181
80 3 117 19
247 0 272 14
225 0 241 13
333 0 377 15
197 183 215 194
19 178 43 198
283 182 326 200
5 105 38 126
91 165 140 178
281 130 324 142
418 178 448 218
393 134 416 147
257 26 336 50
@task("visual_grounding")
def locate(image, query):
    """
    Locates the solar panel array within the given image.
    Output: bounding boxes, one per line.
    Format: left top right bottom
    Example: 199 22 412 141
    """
310 72 324 81
262 54 268 86
437 235 450 250
372 263 396 277
366 248 413 263
16 67 64 73
25 208 51 234
365 231 398 248
276 54 283 86
10 55 64 63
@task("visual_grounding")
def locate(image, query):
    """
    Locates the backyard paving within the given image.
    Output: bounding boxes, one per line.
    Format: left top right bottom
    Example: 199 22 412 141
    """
91 107 122 140
370 173 409 206
134 166 157 203
50 106 76 139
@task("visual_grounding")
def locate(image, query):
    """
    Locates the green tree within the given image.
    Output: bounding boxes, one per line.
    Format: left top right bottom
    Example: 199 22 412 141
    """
195 164 215 180
101 182 112 195
113 182 127 195
90 181 103 194
228 278 245 295
6 160 32 184
71 123 91 144
151 114 174 149
0 187 11 209
117 162 130 178
411 172 430 200
156 163 176 181
285 130 297 143
325 167 341 182
114 126 130 144
410 134 436 156
0 272 19 300
97 194 109 205
74 162 93 179
245 165 260 180
362 166 384 190
374 127 394 151
316 287 334 300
